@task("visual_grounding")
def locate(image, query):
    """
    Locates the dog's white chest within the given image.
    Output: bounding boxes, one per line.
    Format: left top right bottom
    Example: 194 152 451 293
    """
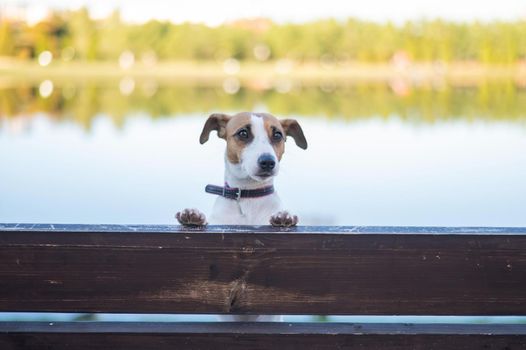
209 194 281 225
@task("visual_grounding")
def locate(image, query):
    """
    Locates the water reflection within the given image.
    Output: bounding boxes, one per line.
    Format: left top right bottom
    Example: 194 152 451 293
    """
1 81 526 132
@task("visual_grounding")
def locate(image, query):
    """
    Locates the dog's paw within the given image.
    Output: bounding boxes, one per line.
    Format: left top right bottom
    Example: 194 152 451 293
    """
175 208 207 226
269 211 298 227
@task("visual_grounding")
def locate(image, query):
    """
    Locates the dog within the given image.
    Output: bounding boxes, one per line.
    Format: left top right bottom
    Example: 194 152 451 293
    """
175 112 307 322
176 111 307 228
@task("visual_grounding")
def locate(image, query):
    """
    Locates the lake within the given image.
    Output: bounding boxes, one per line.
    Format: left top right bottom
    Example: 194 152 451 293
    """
1 80 526 226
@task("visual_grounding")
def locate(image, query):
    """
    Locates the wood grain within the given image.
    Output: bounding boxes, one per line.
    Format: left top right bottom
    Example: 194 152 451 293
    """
1 224 526 315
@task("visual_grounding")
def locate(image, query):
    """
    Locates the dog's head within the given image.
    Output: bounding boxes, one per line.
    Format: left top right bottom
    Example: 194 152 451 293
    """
199 112 307 182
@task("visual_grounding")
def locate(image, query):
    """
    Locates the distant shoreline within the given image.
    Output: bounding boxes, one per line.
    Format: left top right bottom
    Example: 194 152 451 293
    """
1 60 526 87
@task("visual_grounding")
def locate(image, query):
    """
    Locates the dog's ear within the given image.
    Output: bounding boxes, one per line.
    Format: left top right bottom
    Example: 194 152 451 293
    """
280 119 308 150
200 113 231 144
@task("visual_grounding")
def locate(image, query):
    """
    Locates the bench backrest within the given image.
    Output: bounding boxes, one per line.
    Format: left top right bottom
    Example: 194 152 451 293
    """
1 223 526 350
1 224 525 315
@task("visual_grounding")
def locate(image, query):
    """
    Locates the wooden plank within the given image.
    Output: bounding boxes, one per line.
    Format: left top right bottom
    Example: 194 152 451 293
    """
1 224 526 315
1 322 526 350
2 223 526 234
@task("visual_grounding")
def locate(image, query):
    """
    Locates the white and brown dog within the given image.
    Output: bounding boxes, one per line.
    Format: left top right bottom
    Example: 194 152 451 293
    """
176 111 307 227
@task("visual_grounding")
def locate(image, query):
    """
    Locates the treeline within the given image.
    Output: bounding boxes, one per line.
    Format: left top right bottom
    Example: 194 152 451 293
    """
2 83 526 128
1 8 526 63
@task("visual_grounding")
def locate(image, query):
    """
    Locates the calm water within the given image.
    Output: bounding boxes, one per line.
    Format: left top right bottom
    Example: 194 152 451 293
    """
1 81 526 226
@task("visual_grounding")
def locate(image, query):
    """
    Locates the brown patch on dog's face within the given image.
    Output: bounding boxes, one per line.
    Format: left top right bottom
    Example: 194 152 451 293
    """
200 112 253 164
224 112 253 164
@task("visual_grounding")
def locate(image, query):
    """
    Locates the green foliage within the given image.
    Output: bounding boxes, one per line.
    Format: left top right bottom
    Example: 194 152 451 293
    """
2 9 526 63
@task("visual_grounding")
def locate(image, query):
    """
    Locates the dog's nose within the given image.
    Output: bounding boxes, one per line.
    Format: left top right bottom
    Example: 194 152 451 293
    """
258 154 276 171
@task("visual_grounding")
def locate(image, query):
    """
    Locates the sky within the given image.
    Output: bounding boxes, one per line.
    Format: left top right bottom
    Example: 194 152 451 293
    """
3 0 526 25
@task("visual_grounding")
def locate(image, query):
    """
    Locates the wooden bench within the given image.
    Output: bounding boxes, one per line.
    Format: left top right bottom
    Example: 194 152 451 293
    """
1 223 525 349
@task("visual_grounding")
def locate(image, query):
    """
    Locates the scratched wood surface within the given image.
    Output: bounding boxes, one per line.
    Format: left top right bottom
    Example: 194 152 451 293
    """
1 322 526 350
1 224 526 315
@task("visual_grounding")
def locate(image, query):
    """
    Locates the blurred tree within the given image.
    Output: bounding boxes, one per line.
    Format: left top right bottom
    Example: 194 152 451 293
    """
68 7 98 60
3 9 526 64
0 21 15 55
98 10 128 60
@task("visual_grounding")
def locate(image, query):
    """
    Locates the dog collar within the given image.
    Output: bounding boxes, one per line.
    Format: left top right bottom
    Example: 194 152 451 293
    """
205 183 275 200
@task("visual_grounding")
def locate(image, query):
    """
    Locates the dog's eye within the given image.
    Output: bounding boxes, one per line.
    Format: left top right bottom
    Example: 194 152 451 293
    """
237 129 249 139
272 131 283 141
